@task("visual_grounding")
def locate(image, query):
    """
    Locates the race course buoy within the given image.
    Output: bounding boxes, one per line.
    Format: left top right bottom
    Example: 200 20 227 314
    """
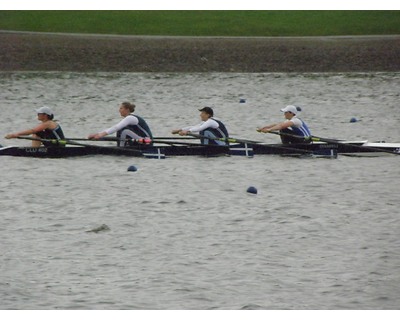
246 186 258 194
350 117 358 123
127 165 138 172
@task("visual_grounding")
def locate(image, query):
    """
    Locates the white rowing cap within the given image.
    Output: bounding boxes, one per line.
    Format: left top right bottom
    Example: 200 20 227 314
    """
280 105 298 115
36 106 54 116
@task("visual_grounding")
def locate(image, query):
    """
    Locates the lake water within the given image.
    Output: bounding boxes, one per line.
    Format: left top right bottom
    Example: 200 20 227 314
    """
0 72 399 310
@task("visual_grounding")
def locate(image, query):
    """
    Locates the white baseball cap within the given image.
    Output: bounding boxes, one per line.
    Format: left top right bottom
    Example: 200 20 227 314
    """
280 105 298 115
36 106 53 116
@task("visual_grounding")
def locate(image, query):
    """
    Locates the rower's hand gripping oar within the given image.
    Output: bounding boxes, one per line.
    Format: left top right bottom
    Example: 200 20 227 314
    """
187 133 262 144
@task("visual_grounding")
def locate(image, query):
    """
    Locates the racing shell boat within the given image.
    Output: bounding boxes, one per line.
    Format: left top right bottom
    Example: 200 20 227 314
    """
1 140 399 159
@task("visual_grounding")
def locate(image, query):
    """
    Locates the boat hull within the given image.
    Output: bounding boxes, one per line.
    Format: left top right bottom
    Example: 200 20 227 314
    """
1 141 398 158
0 145 143 158
253 142 400 155
0 144 231 158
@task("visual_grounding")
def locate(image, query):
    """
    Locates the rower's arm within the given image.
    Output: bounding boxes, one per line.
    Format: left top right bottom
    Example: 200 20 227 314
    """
183 120 215 133
88 131 108 139
262 121 293 132
257 123 277 132
5 122 49 138
91 116 139 139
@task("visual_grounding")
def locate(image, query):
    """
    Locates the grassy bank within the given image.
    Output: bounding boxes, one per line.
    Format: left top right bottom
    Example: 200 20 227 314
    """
0 11 399 36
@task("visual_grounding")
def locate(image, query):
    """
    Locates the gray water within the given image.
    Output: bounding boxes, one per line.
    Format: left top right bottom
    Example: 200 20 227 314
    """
0 72 399 309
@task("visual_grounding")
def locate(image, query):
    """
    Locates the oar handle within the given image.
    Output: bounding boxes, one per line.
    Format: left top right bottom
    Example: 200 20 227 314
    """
188 133 261 144
16 136 152 147
153 136 198 140
17 136 67 146
262 130 313 141
151 140 203 146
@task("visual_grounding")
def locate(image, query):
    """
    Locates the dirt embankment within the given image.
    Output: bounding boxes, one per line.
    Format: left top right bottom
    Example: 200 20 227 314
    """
1 31 400 72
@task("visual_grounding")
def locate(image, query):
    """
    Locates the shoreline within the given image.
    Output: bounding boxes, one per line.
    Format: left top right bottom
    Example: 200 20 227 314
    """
1 31 400 72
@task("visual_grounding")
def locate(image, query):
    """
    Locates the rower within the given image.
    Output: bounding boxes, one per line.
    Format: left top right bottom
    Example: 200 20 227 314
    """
88 102 153 147
171 107 229 145
4 106 65 147
257 105 311 144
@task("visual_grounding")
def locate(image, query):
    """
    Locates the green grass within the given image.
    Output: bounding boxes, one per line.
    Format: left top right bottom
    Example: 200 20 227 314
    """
0 11 399 36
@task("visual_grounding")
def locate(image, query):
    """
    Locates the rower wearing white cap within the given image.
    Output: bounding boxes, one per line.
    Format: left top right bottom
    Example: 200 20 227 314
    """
257 105 311 144
5 106 65 147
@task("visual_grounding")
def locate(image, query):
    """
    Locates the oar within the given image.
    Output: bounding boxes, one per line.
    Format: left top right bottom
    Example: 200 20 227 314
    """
16 136 144 156
65 136 196 141
16 136 119 148
61 137 120 141
17 136 67 146
264 131 399 155
17 135 203 152
65 137 147 142
188 133 316 155
311 135 400 155
66 137 205 147
67 136 198 143
153 136 198 140
188 133 262 144
151 140 203 146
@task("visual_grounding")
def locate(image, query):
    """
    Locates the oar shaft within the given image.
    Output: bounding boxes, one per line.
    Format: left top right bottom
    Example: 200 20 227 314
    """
265 131 398 155
312 136 398 154
16 136 101 147
151 140 202 146
16 135 205 151
23 136 202 147
188 133 314 154
15 136 143 155
17 136 67 146
63 137 118 141
153 136 198 140
265 130 314 141
188 133 261 144
67 136 198 142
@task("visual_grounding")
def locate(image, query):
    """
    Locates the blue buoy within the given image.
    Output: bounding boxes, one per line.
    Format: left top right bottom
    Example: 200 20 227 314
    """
246 186 258 194
239 98 246 103
350 117 358 123
127 165 138 172
296 106 302 112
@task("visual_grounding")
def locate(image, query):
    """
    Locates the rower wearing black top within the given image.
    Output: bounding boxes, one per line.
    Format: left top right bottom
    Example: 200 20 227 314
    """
5 106 65 147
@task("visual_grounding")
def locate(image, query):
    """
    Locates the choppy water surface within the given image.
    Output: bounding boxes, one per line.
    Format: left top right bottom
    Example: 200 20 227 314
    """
1 72 399 309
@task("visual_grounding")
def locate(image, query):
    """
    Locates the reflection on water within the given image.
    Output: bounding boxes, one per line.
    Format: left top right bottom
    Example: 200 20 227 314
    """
0 72 399 309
